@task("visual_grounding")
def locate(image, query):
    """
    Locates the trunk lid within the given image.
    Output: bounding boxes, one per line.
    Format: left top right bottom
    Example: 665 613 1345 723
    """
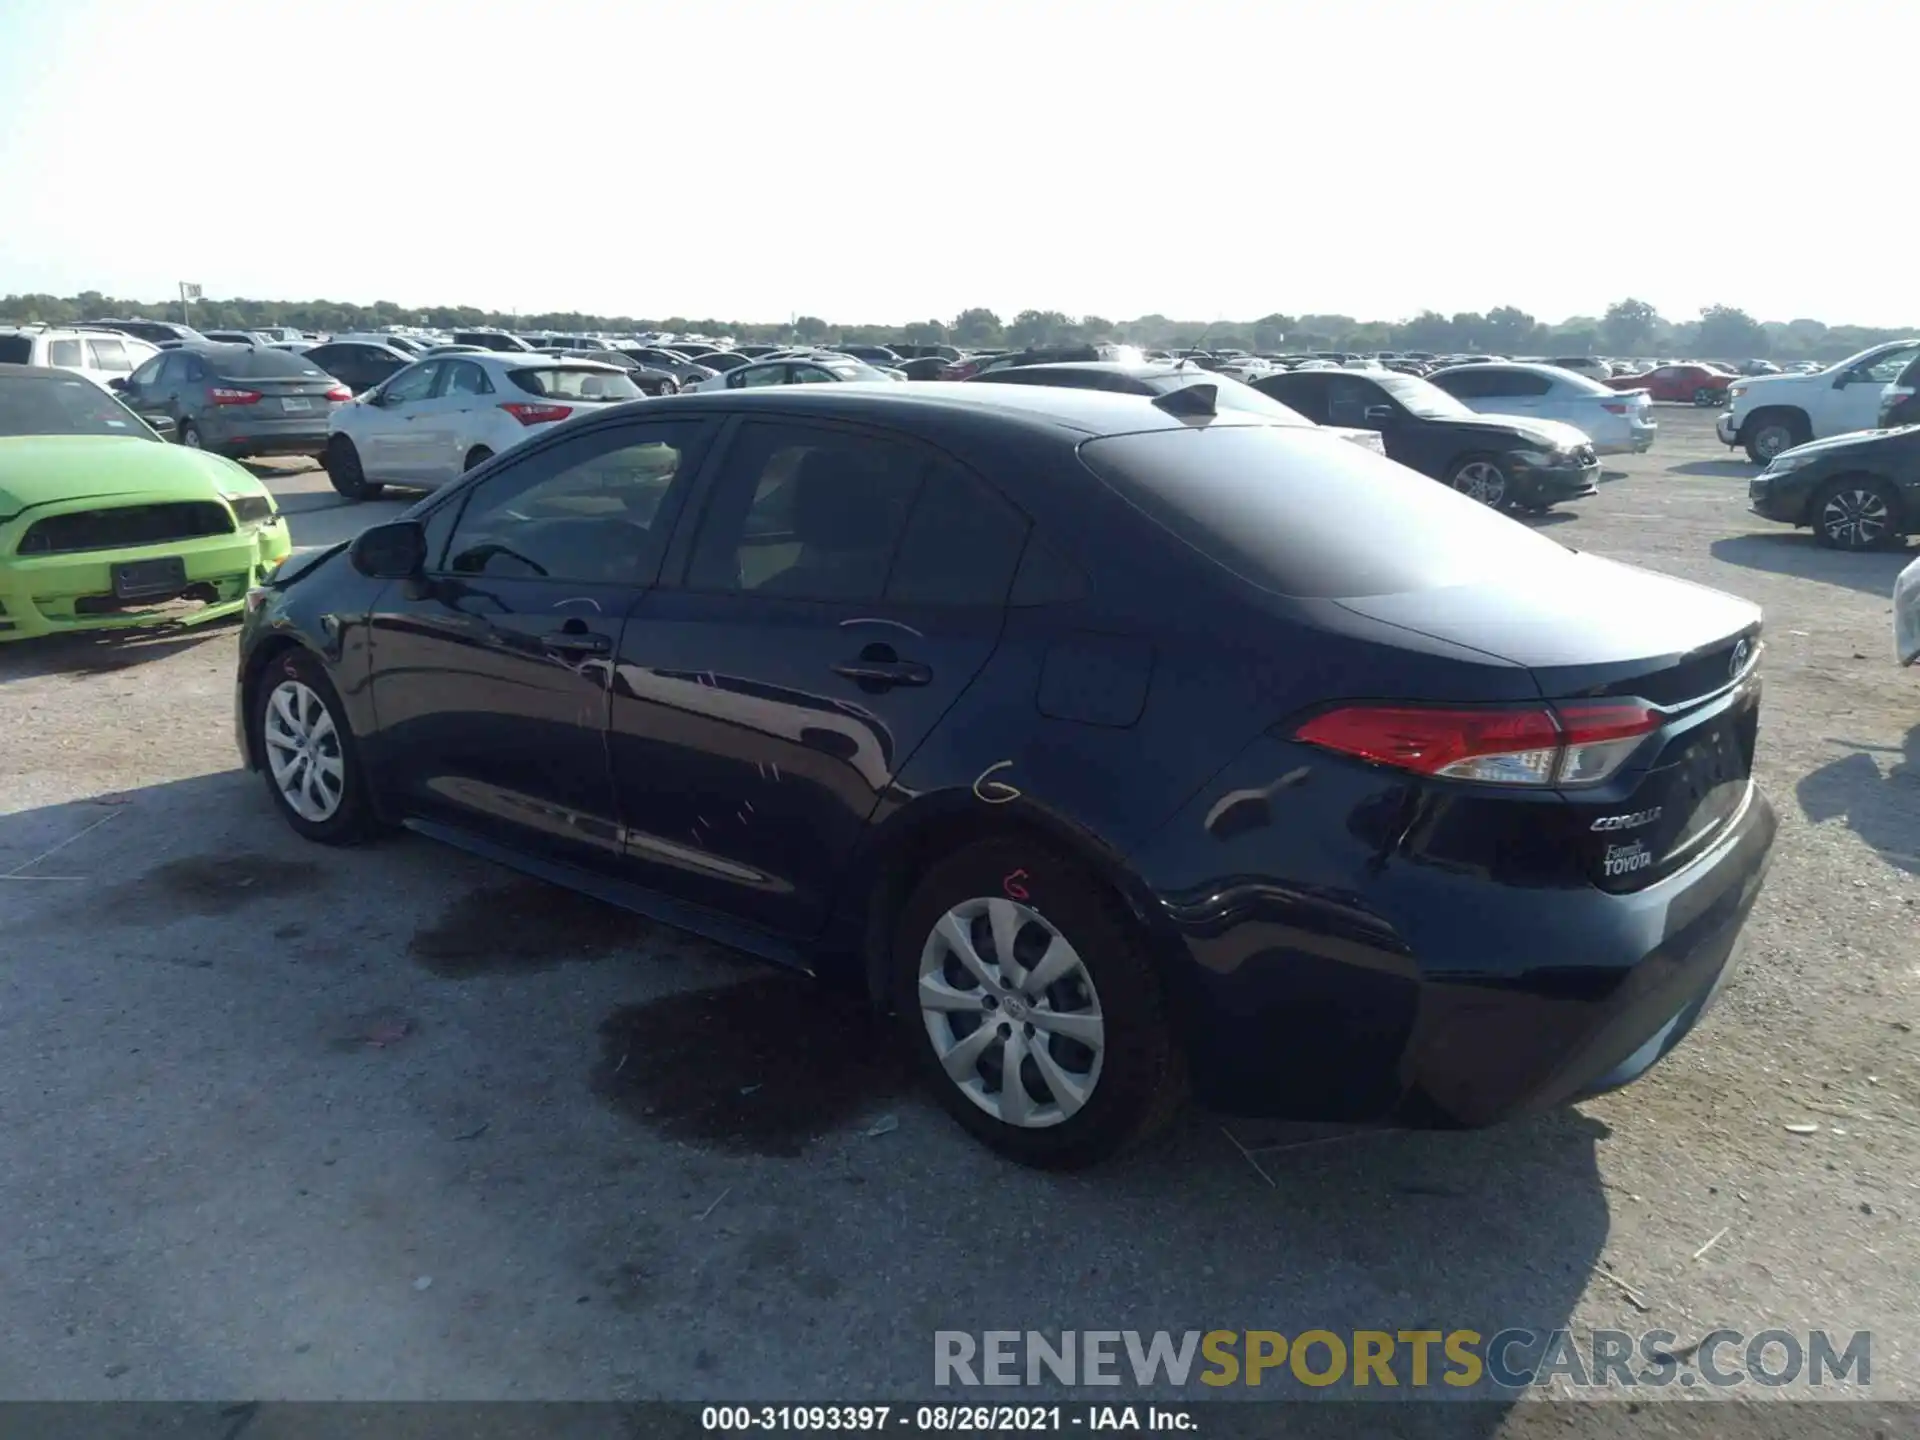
1337 552 1763 891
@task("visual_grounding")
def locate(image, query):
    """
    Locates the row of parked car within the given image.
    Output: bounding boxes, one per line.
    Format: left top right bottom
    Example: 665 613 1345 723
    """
15 316 1920 554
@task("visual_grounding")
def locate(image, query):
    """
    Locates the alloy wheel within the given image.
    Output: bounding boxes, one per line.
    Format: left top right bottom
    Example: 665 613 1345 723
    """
181 423 201 449
1753 424 1794 462
918 896 1105 1128
1820 486 1891 549
262 679 346 822
1452 461 1507 507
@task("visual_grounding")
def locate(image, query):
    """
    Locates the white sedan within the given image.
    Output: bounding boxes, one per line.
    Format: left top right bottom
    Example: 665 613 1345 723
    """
1428 361 1657 455
694 355 900 391
323 353 642 500
1897 553 1920 667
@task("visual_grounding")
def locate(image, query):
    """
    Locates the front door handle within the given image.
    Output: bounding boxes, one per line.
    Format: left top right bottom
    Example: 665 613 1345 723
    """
833 639 931 688
543 630 612 655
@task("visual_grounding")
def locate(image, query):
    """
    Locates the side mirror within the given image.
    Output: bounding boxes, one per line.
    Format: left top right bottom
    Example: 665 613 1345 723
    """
1363 404 1395 426
349 520 426 579
108 376 130 392
145 413 177 437
362 388 387 406
1834 371 1860 388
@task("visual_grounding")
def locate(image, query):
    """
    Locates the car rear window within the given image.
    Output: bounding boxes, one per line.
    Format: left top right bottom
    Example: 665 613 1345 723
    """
1077 423 1569 599
0 373 156 439
508 366 642 401
209 347 329 379
0 335 31 363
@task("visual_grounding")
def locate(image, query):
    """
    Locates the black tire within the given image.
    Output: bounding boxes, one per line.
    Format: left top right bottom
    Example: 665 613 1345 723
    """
889 838 1185 1168
1811 475 1904 552
1693 387 1720 407
1744 413 1806 466
324 436 383 501
463 446 493 472
179 419 202 450
249 647 381 845
1444 453 1510 508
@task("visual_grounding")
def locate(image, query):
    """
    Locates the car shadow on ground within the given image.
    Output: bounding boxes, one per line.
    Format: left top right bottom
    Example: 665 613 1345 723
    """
1796 724 1920 876
1671 460 1754 479
0 621 236 681
1709 533 1915 596
0 773 1612 1411
1518 510 1578 529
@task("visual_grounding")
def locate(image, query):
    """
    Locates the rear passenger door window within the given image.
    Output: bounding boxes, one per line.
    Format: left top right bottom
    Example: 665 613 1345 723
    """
686 423 925 601
86 337 130 372
48 339 84 368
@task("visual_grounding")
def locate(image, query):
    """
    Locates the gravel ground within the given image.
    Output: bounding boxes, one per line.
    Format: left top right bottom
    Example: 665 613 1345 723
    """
1 407 1914 1422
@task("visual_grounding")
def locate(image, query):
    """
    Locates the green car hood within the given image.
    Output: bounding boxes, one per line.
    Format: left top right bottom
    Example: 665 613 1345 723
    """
0 436 257 521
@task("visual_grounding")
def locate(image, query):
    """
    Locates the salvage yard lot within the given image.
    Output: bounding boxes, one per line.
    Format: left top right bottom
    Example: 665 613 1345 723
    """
1 407 1915 1407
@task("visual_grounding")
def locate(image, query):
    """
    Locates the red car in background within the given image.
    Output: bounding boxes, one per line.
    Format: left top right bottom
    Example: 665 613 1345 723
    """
1610 363 1736 407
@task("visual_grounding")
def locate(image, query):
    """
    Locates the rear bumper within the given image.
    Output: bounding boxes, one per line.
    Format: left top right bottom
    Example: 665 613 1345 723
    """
1133 747 1776 1126
1392 783 1775 1126
0 526 290 641
200 412 332 458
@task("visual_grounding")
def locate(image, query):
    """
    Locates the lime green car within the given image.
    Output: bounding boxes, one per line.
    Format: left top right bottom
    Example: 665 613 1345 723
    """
1 365 292 641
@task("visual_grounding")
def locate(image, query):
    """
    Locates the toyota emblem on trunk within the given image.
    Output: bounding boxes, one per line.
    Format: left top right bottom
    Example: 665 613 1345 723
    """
1730 639 1751 678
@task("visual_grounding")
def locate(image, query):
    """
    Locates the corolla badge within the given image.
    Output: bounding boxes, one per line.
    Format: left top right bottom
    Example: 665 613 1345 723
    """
1730 638 1752 678
1592 807 1662 832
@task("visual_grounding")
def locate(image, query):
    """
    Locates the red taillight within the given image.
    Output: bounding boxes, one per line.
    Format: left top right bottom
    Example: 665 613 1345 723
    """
1294 700 1659 787
1601 402 1629 414
210 387 261 405
499 402 573 426
325 385 351 402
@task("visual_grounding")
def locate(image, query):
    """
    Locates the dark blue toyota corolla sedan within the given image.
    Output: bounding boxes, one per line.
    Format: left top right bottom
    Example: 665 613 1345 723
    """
236 381 1776 1168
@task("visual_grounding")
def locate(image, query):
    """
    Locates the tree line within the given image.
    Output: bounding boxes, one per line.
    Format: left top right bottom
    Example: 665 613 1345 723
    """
2 291 1911 364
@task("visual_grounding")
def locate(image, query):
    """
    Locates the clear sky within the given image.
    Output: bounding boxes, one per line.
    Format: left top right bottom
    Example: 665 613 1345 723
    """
0 0 1897 326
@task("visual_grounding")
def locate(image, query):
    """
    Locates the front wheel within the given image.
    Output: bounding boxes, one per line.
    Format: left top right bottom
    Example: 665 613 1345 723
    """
1446 454 1509 508
1813 476 1903 551
251 649 380 844
890 839 1184 1168
324 436 383 501
1745 417 1803 466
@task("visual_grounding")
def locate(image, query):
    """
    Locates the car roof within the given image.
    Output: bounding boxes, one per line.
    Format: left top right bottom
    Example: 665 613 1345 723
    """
612 380 1266 439
0 362 104 379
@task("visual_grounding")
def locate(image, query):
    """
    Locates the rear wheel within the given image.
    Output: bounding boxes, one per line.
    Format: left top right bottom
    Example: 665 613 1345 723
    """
463 446 493 472
1446 454 1509 508
1693 387 1721 407
324 436 383 501
890 838 1184 1168
1812 476 1903 551
179 420 202 449
1745 413 1806 466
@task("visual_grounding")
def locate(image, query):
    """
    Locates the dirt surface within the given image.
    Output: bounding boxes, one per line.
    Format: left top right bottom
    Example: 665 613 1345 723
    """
1 408 1915 1420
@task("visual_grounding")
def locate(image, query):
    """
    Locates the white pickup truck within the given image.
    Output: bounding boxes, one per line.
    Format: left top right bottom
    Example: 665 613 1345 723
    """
1718 339 1920 464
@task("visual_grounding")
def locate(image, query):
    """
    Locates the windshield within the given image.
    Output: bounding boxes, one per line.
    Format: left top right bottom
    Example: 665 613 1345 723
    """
509 366 643 401
0 372 157 439
1370 372 1475 420
207 346 330 379
1078 424 1568 599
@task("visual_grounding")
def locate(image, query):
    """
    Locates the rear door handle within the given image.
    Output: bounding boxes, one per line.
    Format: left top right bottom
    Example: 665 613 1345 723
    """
543 630 612 655
832 659 931 687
